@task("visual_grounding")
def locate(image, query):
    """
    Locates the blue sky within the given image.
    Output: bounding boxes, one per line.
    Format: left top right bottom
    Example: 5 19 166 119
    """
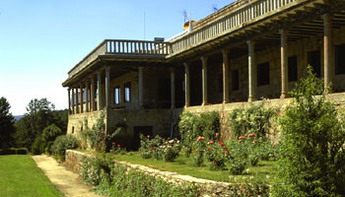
0 0 234 115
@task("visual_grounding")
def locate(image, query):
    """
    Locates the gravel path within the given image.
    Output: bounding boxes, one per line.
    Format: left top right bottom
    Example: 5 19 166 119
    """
32 155 103 197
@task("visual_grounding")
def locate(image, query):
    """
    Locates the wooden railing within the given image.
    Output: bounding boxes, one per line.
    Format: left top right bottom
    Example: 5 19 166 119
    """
68 0 310 78
68 40 170 78
169 0 300 55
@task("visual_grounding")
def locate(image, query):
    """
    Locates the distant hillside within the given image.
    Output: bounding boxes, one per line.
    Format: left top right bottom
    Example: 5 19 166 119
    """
14 115 24 121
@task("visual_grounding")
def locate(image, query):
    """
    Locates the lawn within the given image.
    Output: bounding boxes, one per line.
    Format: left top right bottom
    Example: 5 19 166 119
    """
0 155 63 197
113 152 277 184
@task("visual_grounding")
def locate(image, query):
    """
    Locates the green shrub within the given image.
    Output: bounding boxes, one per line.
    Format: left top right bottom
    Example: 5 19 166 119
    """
228 104 275 139
108 163 200 197
139 135 181 162
272 66 345 197
42 124 63 154
80 112 106 151
51 134 79 160
31 136 45 155
178 111 220 156
80 153 114 187
79 153 200 196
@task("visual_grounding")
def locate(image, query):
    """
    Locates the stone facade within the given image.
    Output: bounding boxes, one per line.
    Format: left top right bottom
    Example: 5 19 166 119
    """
62 0 345 142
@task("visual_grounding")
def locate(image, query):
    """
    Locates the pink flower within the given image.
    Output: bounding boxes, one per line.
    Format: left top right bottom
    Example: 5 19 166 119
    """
238 136 246 140
219 142 225 146
248 133 256 137
196 136 205 141
215 132 219 136
117 144 121 148
207 140 214 144
112 142 116 145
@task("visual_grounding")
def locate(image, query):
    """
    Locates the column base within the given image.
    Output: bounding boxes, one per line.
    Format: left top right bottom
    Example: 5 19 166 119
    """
280 93 289 99
248 97 256 102
202 102 208 106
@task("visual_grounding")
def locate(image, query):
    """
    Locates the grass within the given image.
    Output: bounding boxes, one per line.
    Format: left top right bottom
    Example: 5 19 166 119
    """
0 155 63 197
113 152 277 184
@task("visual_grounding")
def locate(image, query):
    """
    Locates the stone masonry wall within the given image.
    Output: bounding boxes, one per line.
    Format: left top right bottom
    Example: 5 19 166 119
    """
65 150 269 197
185 92 345 140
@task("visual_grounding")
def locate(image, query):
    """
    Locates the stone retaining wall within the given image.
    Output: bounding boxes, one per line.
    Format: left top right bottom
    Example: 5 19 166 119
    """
65 149 269 196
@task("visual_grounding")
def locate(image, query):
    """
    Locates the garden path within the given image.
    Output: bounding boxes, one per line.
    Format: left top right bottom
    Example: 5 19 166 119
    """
32 155 103 197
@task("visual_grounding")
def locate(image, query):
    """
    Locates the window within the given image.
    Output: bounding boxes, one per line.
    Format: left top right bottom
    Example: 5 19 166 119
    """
335 44 345 75
288 56 298 82
307 50 321 77
114 86 121 104
257 62 270 86
124 82 131 103
231 70 239 91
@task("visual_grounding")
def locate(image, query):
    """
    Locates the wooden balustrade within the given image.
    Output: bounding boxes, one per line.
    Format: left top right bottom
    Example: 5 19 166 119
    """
170 0 298 55
68 40 170 78
68 0 306 79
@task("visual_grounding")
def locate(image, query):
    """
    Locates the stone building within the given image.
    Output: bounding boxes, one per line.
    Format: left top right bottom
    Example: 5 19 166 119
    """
63 0 345 146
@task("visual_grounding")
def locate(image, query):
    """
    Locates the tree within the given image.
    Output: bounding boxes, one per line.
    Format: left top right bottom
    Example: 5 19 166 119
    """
0 97 15 149
14 98 59 152
272 66 345 196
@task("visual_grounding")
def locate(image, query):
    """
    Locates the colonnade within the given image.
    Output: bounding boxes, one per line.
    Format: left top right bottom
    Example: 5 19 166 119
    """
183 13 333 107
67 13 333 112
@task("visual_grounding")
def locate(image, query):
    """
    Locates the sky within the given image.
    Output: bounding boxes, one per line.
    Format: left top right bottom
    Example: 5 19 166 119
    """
0 0 234 115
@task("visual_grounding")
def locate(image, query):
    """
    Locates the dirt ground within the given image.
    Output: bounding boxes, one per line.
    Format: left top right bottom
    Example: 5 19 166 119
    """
32 155 103 197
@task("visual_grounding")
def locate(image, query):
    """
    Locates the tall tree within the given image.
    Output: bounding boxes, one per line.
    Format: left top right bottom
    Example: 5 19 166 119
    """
14 98 55 150
0 97 15 149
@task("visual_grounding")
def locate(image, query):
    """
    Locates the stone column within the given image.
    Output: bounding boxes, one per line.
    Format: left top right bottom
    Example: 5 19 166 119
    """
324 13 333 89
71 88 75 114
222 50 230 103
105 66 111 107
97 71 103 110
85 81 89 112
170 67 176 109
201 56 208 105
90 77 95 111
280 29 288 98
184 63 190 107
75 87 79 113
79 83 84 113
68 88 71 114
247 40 257 102
138 67 144 109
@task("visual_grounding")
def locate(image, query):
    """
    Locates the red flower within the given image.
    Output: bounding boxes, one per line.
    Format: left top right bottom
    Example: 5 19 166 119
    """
117 144 121 148
149 146 156 151
207 147 211 150
112 141 116 145
207 140 214 144
219 142 225 146
238 136 246 140
196 136 205 141
248 133 256 137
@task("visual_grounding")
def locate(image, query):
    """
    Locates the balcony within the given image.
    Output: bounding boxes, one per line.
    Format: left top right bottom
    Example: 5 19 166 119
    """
68 0 324 79
68 39 171 78
168 0 317 56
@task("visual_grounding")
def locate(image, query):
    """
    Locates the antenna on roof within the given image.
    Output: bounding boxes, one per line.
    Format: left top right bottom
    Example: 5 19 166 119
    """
212 4 218 12
182 9 188 23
